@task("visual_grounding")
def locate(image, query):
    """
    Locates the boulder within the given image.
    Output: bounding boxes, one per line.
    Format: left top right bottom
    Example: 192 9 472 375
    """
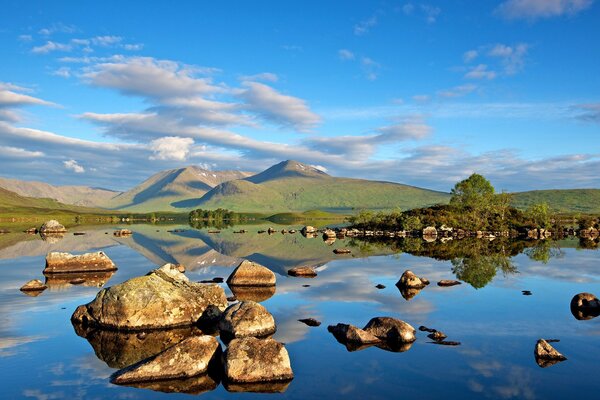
44 251 117 274
570 292 600 320
227 260 276 287
534 339 566 368
422 226 437 237
111 335 221 384
224 337 294 383
287 266 317 277
301 226 316 235
363 317 416 343
71 264 228 330
333 248 351 254
20 279 47 293
327 323 380 344
39 220 66 233
396 270 429 289
218 301 276 339
114 229 133 237
427 331 447 341
438 280 462 287
298 318 321 327
322 229 336 239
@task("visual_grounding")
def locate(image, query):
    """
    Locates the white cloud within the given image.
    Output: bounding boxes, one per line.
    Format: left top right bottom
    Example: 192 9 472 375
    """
338 49 355 61
437 84 478 98
50 67 71 78
122 43 144 51
31 41 72 54
497 0 594 19
0 84 55 107
463 50 478 63
91 35 122 46
361 57 381 81
63 159 85 173
239 72 278 82
38 23 77 36
489 43 529 75
0 146 44 158
149 136 194 161
421 4 441 23
465 64 497 80
413 94 431 102
354 16 378 35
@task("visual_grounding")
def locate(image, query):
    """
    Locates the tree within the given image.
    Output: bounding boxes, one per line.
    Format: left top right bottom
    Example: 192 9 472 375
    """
527 202 550 229
450 173 495 210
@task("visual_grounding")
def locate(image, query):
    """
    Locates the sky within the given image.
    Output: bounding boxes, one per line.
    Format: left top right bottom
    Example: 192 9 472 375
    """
0 0 599 192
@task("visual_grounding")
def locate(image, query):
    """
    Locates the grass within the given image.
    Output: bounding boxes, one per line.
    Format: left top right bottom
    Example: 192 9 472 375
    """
512 189 600 214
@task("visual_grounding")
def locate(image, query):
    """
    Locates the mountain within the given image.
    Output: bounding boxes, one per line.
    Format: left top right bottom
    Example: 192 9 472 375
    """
0 177 120 208
512 189 600 214
106 166 253 212
196 160 451 212
0 187 104 215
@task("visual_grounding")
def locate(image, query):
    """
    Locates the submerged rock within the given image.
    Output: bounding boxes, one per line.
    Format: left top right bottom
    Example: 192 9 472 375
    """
333 248 352 254
71 264 228 330
224 337 294 383
363 317 416 343
328 323 380 345
39 220 66 233
45 271 115 289
227 260 276 287
437 280 462 287
427 331 447 341
44 251 117 274
396 270 430 289
218 301 276 339
298 318 321 327
534 339 567 368
570 292 600 320
288 266 317 277
111 335 221 384
20 279 47 293
223 380 292 394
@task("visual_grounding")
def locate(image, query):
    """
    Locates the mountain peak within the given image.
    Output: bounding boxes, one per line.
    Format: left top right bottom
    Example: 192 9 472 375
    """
246 160 329 184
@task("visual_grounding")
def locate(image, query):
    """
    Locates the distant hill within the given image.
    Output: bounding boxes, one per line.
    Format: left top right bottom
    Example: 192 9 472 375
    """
512 189 600 214
196 160 451 212
0 177 120 208
0 187 105 215
106 166 253 212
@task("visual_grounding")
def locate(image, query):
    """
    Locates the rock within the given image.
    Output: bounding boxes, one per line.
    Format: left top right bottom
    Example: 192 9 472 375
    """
70 278 86 285
229 285 276 302
73 232 86 236
227 260 276 287
438 280 462 287
44 251 117 274
71 263 228 330
197 304 223 332
427 331 447 341
114 229 133 237
429 340 461 346
288 266 317 277
333 248 351 254
419 326 436 333
534 339 567 368
111 335 221 384
298 318 321 327
25 227 37 234
218 301 276 339
175 264 186 273
375 284 386 289
223 380 291 394
396 270 429 289
422 226 437 237
522 290 532 296
224 337 294 383
39 220 66 233
328 323 381 345
20 279 47 293
322 229 336 239
363 317 416 343
570 292 600 320
0 229 10 234
227 295 237 302
324 237 336 245
301 226 316 235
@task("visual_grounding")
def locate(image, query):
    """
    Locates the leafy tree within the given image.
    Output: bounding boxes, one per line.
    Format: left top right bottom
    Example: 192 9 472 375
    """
527 202 550 228
450 173 495 211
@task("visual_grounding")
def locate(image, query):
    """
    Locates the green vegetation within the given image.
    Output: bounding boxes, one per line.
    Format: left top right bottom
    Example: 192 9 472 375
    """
512 189 600 214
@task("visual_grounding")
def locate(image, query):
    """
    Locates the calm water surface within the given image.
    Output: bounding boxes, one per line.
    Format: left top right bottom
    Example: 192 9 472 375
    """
0 224 599 399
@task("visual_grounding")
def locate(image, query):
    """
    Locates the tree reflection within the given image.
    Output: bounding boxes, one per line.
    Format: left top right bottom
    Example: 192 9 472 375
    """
524 240 565 264
451 254 517 289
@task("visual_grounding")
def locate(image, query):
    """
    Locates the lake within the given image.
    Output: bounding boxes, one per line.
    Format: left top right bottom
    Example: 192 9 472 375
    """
1 223 599 399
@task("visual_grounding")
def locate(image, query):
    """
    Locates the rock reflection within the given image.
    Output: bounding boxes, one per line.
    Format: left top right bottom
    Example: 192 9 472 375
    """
223 379 292 393
114 372 220 394
228 285 276 302
39 232 64 243
44 270 116 289
396 285 424 301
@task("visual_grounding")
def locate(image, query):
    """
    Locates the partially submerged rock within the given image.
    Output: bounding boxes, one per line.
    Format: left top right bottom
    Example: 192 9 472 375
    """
363 317 416 343
71 264 228 330
39 220 66 233
224 337 294 383
20 279 47 293
427 331 447 341
298 318 321 327
535 339 567 368
328 323 380 345
114 229 133 237
44 251 117 274
45 271 115 289
396 270 430 289
333 248 351 254
438 280 462 287
322 229 336 239
111 335 221 384
301 226 316 235
227 260 276 287
288 266 317 278
218 301 276 339
570 292 600 320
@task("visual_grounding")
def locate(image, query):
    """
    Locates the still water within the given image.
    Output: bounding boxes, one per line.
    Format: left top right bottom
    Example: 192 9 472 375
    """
0 223 598 399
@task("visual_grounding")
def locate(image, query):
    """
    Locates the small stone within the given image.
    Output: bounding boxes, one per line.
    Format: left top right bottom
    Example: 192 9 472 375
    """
535 339 567 368
70 278 85 285
20 279 47 292
328 323 381 344
288 267 317 277
375 284 386 289
419 326 436 333
227 295 237 302
333 248 351 254
298 318 321 327
113 229 133 236
429 340 461 346
522 290 532 296
302 284 310 287
39 220 66 233
396 270 429 289
427 331 447 341
570 292 600 320
437 280 462 287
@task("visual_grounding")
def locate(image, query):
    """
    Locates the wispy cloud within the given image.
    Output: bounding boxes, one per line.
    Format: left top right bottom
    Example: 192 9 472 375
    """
438 84 477 98
465 64 497 80
488 43 529 75
31 41 72 54
63 159 85 173
354 15 378 35
338 49 355 61
496 0 594 20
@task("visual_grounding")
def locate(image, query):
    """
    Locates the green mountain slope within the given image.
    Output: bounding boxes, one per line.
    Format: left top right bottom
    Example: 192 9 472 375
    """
512 189 600 214
196 160 451 213
0 187 105 215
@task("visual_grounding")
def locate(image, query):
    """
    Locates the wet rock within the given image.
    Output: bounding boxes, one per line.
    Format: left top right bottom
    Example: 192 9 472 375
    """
20 279 47 293
522 290 532 296
224 337 294 383
396 270 429 289
298 318 321 327
288 266 317 277
363 317 416 343
328 323 381 345
229 285 275 302
70 278 85 285
333 248 351 254
301 226 316 235
427 331 447 341
218 301 276 339
227 295 237 302
570 292 600 320
375 284 386 289
44 251 117 274
39 220 66 233
71 263 228 330
322 229 336 239
111 335 221 384
114 229 133 237
227 260 276 287
437 280 462 287
535 339 567 368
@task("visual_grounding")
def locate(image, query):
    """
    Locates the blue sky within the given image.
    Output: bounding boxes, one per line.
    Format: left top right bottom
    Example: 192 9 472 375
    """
0 0 599 192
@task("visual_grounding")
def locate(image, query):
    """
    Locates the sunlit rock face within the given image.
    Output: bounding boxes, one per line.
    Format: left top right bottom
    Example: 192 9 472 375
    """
570 292 600 320
227 260 276 287
363 317 416 343
71 264 228 330
39 220 66 233
224 337 294 383
219 301 276 339
534 339 567 368
44 251 117 274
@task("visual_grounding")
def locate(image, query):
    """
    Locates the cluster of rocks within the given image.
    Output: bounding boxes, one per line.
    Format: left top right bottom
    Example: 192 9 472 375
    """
328 317 416 352
419 326 460 346
394 270 462 300
71 260 293 393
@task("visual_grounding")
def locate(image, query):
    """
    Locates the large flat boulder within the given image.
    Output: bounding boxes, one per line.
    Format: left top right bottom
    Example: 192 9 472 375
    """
219 301 276 338
227 260 276 287
328 323 381 345
111 335 221 383
71 264 228 330
44 251 117 274
363 317 416 343
224 337 294 383
39 220 66 233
